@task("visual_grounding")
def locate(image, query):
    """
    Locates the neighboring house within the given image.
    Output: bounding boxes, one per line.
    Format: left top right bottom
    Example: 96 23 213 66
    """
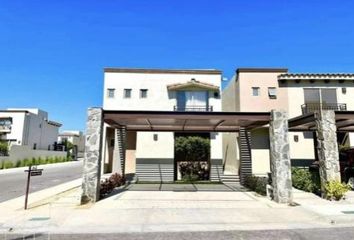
0 108 62 150
58 130 85 157
102 68 224 182
222 68 354 177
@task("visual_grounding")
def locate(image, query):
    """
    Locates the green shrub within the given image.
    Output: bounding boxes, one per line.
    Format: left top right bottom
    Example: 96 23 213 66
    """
175 136 210 162
291 167 320 193
3 161 14 169
40 157 47 165
324 180 351 201
0 160 4 169
0 141 9 156
244 175 268 196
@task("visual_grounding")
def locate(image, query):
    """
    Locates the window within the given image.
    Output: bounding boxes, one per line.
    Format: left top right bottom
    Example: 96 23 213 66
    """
294 135 299 142
153 134 158 141
342 88 347 94
140 89 148 98
107 88 115 98
33 143 37 150
252 87 260 96
268 87 277 99
124 89 132 98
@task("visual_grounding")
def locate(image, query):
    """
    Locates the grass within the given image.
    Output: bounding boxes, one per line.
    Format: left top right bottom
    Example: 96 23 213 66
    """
0 156 73 170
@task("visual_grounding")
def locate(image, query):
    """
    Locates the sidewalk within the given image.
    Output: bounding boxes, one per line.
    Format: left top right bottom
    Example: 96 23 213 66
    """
293 188 354 224
1 183 354 235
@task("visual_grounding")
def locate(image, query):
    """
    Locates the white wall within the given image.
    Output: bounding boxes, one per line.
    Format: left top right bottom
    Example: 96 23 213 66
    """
103 72 222 111
1 145 66 163
0 112 26 145
103 71 223 162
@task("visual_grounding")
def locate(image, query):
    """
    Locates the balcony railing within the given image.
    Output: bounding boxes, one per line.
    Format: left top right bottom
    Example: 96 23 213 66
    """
174 105 213 112
301 103 347 115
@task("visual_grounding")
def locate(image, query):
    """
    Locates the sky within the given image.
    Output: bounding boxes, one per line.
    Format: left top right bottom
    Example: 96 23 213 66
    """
1 0 354 131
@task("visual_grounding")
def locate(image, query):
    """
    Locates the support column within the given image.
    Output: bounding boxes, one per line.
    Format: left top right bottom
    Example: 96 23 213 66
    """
112 127 126 175
269 110 292 204
81 108 103 204
314 110 340 193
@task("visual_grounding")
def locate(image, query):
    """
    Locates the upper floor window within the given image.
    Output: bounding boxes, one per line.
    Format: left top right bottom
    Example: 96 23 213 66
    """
107 88 115 98
140 89 148 98
268 87 277 99
124 89 132 98
252 87 260 96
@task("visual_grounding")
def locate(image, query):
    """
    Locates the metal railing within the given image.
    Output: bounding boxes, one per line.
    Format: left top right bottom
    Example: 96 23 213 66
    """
301 103 347 114
173 105 213 112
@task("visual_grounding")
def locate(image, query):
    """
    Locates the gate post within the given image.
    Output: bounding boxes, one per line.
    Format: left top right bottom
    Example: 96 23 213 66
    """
269 110 292 204
81 107 104 204
314 110 340 195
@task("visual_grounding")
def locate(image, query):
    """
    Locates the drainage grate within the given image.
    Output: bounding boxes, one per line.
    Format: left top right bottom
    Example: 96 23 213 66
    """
29 217 50 221
342 211 354 214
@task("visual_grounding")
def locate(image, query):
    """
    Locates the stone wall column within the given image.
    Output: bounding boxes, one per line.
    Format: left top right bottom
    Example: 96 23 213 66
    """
314 110 340 194
269 110 292 204
81 108 104 204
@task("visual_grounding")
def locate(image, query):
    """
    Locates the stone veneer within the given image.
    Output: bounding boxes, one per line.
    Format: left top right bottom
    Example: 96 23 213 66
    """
314 110 341 193
269 110 293 204
81 108 103 204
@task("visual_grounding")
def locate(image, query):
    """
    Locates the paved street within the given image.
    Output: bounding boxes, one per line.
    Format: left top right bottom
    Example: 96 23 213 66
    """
2 227 354 240
0 161 83 203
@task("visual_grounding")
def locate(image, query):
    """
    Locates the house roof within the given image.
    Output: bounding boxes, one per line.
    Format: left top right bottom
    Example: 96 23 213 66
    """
278 73 354 81
47 120 62 127
104 68 222 75
167 79 219 91
236 68 288 73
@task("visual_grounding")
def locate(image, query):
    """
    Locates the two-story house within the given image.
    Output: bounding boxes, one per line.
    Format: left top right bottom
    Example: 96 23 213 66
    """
223 68 354 177
101 68 224 182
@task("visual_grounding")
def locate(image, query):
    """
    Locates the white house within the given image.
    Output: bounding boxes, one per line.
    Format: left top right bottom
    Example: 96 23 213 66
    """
101 68 226 182
0 108 62 150
58 130 85 157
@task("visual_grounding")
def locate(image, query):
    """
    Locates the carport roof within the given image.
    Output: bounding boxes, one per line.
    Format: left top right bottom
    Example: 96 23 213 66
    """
289 111 354 132
103 110 271 132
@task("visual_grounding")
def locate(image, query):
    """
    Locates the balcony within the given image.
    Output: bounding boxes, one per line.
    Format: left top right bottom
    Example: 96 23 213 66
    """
301 103 347 115
0 125 11 133
174 105 213 112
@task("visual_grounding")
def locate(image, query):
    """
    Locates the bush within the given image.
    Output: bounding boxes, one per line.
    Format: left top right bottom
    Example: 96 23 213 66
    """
244 175 268 196
292 167 320 194
324 180 351 201
100 173 126 197
3 161 14 169
175 136 210 162
0 141 9 156
179 161 209 181
0 160 4 169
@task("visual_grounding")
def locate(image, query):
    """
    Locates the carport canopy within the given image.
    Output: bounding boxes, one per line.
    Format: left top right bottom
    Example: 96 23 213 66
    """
104 110 271 132
289 111 354 132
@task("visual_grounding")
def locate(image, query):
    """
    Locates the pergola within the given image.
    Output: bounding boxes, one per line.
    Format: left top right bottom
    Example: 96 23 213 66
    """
104 110 271 132
289 111 354 132
81 108 292 204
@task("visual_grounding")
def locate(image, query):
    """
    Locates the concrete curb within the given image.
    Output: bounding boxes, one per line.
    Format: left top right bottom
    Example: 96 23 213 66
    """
0 178 82 211
0 160 83 175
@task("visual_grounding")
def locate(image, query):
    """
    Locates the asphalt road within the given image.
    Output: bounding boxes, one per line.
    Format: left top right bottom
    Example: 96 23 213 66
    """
2 227 354 240
0 161 83 203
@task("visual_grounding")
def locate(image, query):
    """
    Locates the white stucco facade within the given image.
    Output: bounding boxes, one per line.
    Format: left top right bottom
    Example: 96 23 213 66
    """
101 68 223 179
0 108 62 151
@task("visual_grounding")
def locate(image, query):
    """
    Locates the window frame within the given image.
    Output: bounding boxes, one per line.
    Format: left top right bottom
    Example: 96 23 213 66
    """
268 87 277 99
107 88 115 98
140 89 148 99
252 87 260 96
123 88 132 98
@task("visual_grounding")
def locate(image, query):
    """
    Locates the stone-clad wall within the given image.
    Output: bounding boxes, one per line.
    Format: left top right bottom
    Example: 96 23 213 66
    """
269 110 292 204
81 108 103 204
314 110 341 192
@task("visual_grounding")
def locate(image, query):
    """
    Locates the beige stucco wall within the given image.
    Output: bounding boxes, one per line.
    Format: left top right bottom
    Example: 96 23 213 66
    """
238 72 289 112
251 128 270 176
286 81 354 118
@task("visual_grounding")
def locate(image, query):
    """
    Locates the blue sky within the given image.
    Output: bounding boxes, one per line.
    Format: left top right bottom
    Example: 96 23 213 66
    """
1 0 354 131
